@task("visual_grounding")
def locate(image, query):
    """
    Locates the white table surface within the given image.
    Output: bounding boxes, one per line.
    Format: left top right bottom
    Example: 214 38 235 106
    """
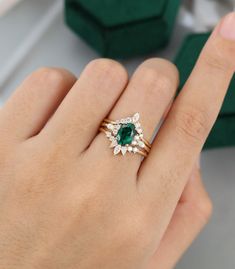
0 1 235 268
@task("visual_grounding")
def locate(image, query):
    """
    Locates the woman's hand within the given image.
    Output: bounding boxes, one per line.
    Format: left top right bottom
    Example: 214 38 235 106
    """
0 13 234 269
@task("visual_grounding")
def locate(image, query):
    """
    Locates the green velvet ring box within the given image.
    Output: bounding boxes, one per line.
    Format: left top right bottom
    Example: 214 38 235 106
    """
65 0 181 58
175 33 235 149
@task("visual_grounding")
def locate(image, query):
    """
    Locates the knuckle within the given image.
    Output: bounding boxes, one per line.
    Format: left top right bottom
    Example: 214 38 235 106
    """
200 39 235 72
202 51 227 72
201 40 235 72
140 64 178 99
192 195 213 224
86 59 128 83
175 106 210 143
143 58 179 78
32 67 70 87
145 68 171 88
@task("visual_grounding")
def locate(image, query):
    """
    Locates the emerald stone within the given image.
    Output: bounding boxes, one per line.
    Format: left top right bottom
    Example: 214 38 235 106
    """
116 123 137 146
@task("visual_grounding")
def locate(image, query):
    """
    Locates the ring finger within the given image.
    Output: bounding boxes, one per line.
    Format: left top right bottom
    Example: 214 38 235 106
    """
91 58 179 171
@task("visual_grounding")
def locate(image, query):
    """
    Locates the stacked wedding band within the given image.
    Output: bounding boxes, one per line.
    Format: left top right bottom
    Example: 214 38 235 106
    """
99 113 151 157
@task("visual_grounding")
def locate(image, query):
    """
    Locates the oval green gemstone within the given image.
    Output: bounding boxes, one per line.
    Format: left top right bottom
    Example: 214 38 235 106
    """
116 123 137 146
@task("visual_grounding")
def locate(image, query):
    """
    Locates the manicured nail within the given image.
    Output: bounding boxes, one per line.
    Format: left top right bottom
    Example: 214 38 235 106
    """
220 12 235 40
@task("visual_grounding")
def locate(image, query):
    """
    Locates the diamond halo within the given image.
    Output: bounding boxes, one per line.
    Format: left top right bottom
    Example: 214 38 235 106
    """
102 113 149 156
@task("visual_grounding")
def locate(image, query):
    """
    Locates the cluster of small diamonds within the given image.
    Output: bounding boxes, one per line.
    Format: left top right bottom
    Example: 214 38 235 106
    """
105 113 146 156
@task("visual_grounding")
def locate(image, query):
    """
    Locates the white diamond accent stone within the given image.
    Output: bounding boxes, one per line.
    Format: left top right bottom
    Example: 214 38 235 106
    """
139 134 144 138
133 147 138 153
133 113 140 123
110 140 118 148
135 135 140 140
107 124 114 130
135 122 141 128
121 147 127 155
132 140 137 146
105 131 111 138
138 141 145 148
109 135 115 141
137 128 142 134
114 145 121 155
128 146 133 152
113 129 118 135
127 117 132 123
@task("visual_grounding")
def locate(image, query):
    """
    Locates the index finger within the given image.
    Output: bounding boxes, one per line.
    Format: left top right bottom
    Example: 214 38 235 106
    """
139 13 235 218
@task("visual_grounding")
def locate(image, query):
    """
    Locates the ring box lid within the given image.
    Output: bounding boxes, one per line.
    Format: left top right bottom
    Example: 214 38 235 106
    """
71 0 167 27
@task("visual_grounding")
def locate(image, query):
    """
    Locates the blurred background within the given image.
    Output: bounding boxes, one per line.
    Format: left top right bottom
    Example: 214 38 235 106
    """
0 0 235 268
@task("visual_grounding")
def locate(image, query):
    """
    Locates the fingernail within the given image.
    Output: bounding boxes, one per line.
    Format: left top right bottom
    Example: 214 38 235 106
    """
220 12 235 40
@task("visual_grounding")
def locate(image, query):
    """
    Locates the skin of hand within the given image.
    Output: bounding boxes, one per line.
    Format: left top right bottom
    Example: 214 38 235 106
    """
0 12 235 269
